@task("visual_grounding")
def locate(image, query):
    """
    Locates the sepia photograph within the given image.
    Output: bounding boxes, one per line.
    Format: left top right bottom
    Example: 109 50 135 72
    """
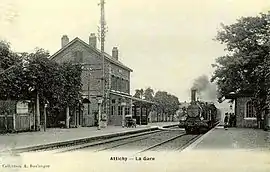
1 0 270 171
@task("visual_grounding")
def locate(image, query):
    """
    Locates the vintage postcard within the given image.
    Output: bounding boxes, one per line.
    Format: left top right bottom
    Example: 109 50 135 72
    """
0 0 270 172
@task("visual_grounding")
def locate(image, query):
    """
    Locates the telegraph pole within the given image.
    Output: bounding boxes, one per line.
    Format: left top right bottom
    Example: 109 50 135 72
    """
100 0 105 99
98 0 107 129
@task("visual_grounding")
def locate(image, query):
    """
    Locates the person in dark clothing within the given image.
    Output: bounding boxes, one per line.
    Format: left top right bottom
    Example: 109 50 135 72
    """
229 113 233 127
224 113 229 130
94 111 98 126
232 113 236 127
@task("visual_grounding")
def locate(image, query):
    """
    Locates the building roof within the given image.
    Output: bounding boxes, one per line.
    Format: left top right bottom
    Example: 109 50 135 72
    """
50 37 133 72
225 91 254 99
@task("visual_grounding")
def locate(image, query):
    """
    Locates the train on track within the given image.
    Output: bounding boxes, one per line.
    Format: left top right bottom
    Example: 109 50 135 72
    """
179 89 221 134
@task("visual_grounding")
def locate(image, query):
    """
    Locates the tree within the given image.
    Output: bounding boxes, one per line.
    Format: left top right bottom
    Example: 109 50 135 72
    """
0 41 22 71
144 87 154 101
211 12 270 127
0 41 25 100
134 89 144 99
153 91 179 121
22 49 82 111
0 42 83 129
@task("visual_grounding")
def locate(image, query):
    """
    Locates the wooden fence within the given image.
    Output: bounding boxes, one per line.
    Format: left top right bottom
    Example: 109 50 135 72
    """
0 113 32 133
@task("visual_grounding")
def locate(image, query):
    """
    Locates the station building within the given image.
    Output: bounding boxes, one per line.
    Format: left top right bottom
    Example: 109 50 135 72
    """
50 34 155 127
225 92 257 128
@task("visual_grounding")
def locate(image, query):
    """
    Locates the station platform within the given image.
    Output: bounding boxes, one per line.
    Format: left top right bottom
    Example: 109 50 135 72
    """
185 126 270 151
0 122 178 152
176 126 270 172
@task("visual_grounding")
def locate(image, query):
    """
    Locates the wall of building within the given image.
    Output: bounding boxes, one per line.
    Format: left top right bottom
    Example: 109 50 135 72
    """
52 41 104 127
52 40 132 126
236 97 257 128
110 63 130 94
108 94 132 126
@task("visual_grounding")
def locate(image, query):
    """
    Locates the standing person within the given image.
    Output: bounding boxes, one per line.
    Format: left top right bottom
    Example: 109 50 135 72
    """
224 113 229 130
94 111 98 126
229 113 232 127
232 113 236 127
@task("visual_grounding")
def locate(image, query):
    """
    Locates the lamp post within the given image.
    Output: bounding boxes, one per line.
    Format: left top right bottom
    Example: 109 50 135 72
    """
121 101 126 128
98 98 103 130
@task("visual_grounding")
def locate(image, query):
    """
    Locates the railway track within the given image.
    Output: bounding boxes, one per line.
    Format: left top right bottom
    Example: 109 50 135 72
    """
53 128 182 154
140 134 202 152
16 126 204 155
53 129 201 154
13 127 179 154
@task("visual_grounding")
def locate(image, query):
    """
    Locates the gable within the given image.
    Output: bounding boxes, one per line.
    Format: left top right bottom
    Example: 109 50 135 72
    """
50 38 133 72
51 40 101 65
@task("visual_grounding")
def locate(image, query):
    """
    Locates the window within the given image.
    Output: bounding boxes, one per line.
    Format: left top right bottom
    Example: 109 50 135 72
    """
111 106 115 116
121 78 124 92
73 51 83 63
117 77 121 91
111 75 117 91
125 107 130 115
118 106 122 116
127 81 130 93
123 79 127 93
246 101 256 118
125 80 130 93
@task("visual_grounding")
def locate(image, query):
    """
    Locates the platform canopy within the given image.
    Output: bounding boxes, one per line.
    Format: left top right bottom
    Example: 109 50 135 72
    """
225 91 253 99
110 91 157 105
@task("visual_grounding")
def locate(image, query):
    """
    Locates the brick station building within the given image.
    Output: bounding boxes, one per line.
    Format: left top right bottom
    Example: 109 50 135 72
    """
50 34 155 127
225 92 258 128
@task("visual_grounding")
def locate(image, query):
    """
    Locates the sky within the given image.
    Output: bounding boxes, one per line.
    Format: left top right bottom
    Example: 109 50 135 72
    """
1 0 270 108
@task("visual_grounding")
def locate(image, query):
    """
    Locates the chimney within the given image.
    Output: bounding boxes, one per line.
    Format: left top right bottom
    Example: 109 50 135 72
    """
89 33 97 48
112 47 118 60
191 88 196 103
61 35 69 48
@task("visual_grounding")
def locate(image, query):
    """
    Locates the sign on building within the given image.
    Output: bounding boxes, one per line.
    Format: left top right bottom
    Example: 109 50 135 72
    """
16 101 29 114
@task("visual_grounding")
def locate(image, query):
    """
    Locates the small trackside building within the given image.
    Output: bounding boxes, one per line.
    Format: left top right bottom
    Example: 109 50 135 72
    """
225 92 257 128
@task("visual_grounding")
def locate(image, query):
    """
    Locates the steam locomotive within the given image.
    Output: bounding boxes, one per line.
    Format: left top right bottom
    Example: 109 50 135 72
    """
179 89 220 134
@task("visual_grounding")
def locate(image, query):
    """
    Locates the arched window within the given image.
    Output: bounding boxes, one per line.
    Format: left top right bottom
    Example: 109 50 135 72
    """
246 101 256 118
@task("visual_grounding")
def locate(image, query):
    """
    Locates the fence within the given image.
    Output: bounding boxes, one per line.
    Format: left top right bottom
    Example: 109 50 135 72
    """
0 113 32 133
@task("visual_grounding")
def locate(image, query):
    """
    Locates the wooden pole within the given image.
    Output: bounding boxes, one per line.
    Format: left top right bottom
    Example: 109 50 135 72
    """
98 102 101 130
122 104 125 127
44 105 47 131
66 106 70 128
13 113 16 131
36 92 40 131
140 106 142 125
77 106 80 127
129 99 133 116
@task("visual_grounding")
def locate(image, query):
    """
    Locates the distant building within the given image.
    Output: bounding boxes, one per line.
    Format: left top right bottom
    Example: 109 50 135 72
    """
50 34 155 127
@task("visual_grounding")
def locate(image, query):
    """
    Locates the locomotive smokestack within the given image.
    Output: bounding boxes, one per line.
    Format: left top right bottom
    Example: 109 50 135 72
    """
191 88 196 102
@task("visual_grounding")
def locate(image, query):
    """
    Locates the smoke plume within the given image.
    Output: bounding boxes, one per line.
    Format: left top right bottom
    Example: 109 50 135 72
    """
192 75 217 102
